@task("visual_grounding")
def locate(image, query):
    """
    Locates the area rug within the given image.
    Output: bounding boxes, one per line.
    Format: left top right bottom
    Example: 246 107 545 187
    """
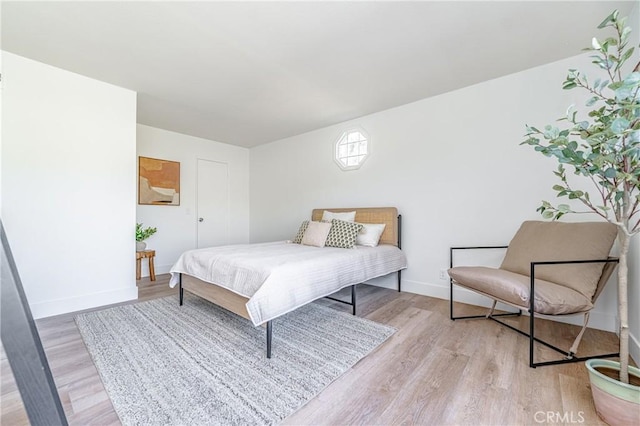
75 295 395 425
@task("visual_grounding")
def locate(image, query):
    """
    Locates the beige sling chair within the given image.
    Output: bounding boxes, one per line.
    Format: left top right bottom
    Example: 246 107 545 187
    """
448 221 619 368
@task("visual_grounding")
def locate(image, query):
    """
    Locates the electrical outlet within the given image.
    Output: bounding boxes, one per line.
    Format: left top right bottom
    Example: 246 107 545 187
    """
439 269 448 280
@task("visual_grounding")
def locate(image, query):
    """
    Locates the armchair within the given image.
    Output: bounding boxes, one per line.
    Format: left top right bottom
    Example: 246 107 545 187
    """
448 221 619 368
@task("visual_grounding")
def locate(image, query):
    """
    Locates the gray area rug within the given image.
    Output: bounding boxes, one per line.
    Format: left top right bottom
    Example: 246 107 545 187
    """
75 295 395 425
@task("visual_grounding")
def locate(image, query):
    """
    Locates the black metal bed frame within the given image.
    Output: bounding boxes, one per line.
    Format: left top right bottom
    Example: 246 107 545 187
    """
180 214 403 359
449 245 620 368
323 214 403 311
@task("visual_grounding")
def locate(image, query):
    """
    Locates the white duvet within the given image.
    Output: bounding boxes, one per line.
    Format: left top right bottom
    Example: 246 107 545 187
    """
169 241 407 326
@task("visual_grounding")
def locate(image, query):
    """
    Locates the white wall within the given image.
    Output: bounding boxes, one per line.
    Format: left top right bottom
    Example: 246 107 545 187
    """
136 125 250 276
250 52 625 333
0 49 3 215
2 52 138 318
626 0 640 365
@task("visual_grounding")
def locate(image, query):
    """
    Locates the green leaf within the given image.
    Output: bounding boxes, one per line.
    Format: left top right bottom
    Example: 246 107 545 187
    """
604 167 617 178
623 71 640 85
620 47 635 63
611 117 630 133
586 96 599 107
565 104 575 118
621 26 632 44
597 11 616 29
542 210 554 219
609 81 623 90
543 125 560 139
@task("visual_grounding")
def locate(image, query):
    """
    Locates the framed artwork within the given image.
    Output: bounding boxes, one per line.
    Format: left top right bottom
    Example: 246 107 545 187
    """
138 156 180 206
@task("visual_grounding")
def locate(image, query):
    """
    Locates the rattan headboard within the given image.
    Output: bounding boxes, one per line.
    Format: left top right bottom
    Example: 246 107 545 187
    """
311 207 400 247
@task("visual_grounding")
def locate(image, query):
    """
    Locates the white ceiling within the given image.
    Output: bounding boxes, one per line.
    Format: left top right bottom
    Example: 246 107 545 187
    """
2 1 637 148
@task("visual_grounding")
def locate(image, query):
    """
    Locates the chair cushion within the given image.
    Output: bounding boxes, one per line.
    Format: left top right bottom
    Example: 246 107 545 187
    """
448 266 593 315
499 221 617 301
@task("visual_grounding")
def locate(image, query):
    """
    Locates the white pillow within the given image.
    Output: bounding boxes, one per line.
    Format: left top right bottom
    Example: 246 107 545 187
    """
301 221 332 247
356 223 386 247
321 210 356 222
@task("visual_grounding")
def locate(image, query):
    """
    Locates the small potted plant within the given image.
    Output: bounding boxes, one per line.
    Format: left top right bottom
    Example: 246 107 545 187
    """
522 9 639 425
136 223 157 252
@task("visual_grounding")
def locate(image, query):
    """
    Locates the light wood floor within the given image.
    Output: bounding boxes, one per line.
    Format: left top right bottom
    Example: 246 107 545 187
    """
1 275 621 425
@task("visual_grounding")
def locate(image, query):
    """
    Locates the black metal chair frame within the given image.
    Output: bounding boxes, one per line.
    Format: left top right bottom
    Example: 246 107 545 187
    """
449 246 620 368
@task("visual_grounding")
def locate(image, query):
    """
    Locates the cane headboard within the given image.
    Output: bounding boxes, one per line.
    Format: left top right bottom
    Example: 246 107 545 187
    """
311 207 400 247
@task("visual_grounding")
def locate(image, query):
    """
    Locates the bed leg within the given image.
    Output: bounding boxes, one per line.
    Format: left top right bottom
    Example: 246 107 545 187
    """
179 274 183 306
397 270 402 292
351 285 356 316
266 321 272 359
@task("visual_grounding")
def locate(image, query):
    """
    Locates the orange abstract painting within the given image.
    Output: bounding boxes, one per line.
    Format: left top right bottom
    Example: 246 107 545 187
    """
138 156 180 205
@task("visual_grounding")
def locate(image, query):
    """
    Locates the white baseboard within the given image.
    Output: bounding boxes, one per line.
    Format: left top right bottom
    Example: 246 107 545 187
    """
30 286 138 319
156 264 172 275
369 278 617 333
138 263 172 278
365 275 398 290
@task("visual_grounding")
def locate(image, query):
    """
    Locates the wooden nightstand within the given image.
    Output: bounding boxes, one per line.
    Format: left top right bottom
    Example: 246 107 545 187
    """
136 250 156 281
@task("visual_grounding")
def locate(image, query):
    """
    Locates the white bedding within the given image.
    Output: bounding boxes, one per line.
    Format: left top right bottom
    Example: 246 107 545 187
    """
169 241 407 326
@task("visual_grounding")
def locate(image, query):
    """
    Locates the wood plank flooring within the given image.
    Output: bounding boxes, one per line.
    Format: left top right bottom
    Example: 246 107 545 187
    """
1 275 621 425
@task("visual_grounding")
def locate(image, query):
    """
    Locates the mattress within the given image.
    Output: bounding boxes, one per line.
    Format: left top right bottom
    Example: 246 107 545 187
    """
169 241 407 325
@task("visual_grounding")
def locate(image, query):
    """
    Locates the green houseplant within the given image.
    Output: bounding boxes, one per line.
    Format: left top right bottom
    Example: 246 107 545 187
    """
136 223 157 251
522 9 639 425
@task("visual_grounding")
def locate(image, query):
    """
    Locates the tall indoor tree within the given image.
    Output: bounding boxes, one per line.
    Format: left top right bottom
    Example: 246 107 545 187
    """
522 9 639 384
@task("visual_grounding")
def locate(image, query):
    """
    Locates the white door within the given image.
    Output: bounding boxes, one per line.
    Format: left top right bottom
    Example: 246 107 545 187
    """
196 159 229 248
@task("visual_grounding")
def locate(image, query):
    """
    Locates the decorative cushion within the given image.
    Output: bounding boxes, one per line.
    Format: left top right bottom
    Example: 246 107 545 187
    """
356 223 386 247
325 219 363 249
321 210 356 222
448 266 593 315
500 221 617 301
292 220 309 244
301 221 332 247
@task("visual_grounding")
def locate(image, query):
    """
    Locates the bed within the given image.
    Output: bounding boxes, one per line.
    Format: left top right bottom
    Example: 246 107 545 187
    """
169 207 407 357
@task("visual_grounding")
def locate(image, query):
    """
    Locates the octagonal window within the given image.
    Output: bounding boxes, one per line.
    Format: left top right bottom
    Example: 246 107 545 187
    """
335 128 369 171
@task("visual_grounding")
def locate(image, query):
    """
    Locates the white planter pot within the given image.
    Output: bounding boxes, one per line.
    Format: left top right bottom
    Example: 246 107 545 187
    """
586 359 640 426
136 241 147 252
